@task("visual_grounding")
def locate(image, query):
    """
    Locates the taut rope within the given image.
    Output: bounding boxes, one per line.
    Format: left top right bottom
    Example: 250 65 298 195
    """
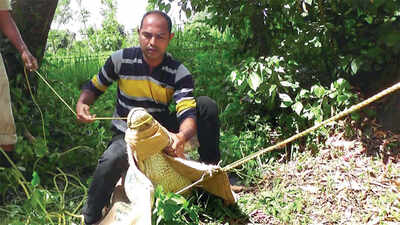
27 69 126 120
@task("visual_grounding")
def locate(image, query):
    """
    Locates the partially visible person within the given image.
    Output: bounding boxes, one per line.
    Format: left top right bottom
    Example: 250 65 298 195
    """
0 0 38 166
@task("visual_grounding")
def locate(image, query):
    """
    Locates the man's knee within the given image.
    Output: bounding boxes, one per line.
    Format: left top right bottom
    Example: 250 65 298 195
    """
196 96 218 120
99 138 128 170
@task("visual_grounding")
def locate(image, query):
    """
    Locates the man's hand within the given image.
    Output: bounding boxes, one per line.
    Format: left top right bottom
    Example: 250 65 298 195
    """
21 49 38 72
76 103 96 123
165 132 186 158
0 11 38 72
76 90 98 123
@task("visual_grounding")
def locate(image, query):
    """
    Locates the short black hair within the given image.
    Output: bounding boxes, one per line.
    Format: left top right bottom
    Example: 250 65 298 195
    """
140 10 172 33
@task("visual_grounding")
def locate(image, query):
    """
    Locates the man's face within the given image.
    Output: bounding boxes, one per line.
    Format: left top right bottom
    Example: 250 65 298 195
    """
138 14 174 65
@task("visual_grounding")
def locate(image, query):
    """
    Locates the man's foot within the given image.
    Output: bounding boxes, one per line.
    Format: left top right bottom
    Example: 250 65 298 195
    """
84 216 101 225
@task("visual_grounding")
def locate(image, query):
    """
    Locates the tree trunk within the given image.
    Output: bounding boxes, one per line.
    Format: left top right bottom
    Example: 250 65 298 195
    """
1 0 58 82
0 0 58 136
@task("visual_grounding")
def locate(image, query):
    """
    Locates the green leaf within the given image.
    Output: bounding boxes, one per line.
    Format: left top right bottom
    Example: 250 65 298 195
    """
229 70 238 83
31 171 41 187
299 89 309 98
280 81 293 87
265 67 272 75
291 102 303 115
351 60 358 74
365 15 373 24
248 72 262 91
334 78 351 90
279 93 293 107
336 95 348 105
164 4 171 13
311 85 326 98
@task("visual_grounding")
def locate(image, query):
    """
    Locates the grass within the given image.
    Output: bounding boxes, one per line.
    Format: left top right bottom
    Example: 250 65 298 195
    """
2 119 400 224
1 51 400 224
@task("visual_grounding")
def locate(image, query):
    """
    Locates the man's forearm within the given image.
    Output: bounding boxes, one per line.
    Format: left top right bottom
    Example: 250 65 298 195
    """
75 89 98 123
77 89 98 105
0 11 29 54
178 117 197 142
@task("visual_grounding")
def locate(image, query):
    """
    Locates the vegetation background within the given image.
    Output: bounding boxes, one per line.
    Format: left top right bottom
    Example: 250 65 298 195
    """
0 0 400 224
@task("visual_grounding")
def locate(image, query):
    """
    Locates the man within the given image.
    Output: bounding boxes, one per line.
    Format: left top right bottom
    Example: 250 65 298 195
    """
0 0 38 165
76 11 221 225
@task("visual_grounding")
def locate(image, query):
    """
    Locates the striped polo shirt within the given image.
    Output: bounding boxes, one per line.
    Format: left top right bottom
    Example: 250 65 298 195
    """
84 47 196 133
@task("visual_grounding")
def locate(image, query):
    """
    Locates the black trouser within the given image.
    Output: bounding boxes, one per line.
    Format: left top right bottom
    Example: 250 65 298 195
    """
82 96 220 225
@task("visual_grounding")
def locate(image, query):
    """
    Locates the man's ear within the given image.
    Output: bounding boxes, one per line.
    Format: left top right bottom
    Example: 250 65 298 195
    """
169 32 175 40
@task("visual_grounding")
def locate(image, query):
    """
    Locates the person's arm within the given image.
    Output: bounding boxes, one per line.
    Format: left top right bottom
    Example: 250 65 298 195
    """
76 89 98 123
76 50 121 123
0 10 38 71
166 64 198 158
167 117 197 158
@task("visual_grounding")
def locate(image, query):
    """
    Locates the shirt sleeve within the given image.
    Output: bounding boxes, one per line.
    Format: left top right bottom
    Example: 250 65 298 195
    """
173 64 197 123
82 50 121 96
0 0 11 10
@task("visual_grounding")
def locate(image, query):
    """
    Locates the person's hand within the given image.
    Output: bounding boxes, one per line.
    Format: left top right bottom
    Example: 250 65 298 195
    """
76 103 96 123
20 49 38 72
165 132 186 158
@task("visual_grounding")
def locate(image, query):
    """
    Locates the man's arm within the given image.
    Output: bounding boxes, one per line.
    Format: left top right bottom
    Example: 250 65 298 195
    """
167 117 197 158
76 89 98 123
0 11 38 71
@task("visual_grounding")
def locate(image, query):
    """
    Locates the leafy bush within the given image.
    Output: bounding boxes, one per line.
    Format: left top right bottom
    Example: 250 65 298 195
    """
152 186 200 225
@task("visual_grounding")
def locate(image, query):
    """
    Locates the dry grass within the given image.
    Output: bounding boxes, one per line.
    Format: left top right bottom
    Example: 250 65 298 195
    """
235 124 400 225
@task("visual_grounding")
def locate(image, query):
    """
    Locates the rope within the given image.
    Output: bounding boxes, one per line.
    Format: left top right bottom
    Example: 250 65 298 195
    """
28 69 126 121
175 172 207 195
24 68 47 146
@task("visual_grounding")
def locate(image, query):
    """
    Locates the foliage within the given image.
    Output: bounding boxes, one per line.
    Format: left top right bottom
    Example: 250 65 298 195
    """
86 0 127 51
152 186 200 225
3 52 115 187
167 21 242 123
52 0 73 30
225 54 358 131
164 15 360 184
46 29 76 54
150 0 400 87
220 125 274 185
0 164 86 225
48 0 129 55
3 1 398 224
